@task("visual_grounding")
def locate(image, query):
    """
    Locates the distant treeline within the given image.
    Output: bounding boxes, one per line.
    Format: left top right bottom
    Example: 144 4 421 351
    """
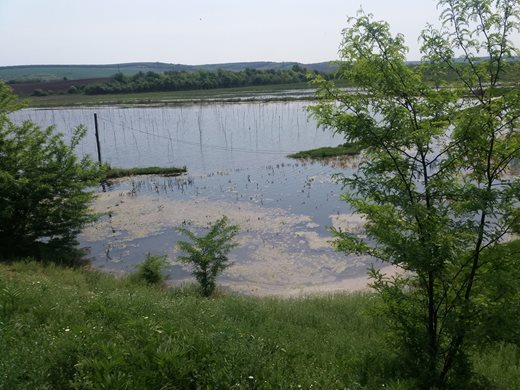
82 65 320 95
22 60 520 97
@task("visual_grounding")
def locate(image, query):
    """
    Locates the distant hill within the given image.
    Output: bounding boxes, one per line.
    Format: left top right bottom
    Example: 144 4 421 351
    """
3 57 519 83
0 61 339 82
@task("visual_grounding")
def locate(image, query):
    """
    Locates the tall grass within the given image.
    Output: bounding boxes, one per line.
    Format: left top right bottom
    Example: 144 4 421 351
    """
287 144 361 159
0 261 518 389
105 166 186 179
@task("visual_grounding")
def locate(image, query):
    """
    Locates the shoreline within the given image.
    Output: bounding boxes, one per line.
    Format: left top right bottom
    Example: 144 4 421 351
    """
21 84 322 108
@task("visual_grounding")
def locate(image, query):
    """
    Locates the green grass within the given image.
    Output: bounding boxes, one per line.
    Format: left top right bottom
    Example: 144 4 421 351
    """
0 261 518 389
287 143 362 159
0 64 197 82
0 65 129 82
105 166 187 179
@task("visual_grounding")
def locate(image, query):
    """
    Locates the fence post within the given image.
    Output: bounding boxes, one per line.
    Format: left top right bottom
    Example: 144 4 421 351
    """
94 113 102 165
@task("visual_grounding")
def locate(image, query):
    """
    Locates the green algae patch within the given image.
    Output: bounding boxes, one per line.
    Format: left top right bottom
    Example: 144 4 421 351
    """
287 143 362 159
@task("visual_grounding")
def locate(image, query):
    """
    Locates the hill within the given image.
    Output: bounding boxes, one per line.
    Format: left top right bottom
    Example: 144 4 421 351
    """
3 57 519 83
0 61 339 83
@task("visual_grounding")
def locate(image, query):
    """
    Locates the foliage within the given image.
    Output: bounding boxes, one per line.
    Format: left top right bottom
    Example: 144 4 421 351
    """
30 88 50 97
82 67 315 95
310 0 520 388
287 143 362 159
2 261 519 389
130 253 168 285
176 216 239 297
470 240 520 346
0 81 103 261
0 82 25 114
0 61 337 84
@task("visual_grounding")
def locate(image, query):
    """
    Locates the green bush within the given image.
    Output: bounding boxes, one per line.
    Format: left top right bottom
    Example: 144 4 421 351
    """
0 82 103 262
177 216 239 297
131 253 167 285
31 88 49 96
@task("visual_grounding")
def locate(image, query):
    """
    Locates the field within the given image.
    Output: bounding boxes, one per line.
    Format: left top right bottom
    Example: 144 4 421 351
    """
9 77 112 95
1 261 519 389
17 82 317 107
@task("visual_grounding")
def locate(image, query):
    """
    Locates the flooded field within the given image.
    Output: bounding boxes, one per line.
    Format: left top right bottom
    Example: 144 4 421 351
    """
12 102 385 295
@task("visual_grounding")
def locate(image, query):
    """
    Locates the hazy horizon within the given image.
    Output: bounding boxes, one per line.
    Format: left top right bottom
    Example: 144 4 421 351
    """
0 60 334 68
1 0 447 67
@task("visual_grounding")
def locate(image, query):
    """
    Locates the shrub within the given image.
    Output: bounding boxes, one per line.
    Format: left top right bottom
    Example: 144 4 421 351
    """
31 88 49 96
177 216 239 297
131 253 168 285
0 81 103 262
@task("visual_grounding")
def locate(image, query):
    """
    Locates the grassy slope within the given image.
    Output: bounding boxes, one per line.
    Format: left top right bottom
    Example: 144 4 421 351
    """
1 262 518 389
0 62 338 82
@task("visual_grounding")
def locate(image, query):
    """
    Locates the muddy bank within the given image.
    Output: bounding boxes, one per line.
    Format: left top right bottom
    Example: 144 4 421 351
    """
81 185 393 296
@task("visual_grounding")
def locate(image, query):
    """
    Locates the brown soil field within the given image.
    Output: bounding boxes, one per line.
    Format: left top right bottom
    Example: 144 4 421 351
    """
9 78 112 96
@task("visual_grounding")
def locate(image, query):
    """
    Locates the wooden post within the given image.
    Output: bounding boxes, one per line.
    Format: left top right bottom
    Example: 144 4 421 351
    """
94 113 102 165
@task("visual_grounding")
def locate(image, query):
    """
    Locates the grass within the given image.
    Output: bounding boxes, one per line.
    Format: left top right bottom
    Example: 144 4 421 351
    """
0 64 156 81
105 166 187 179
287 143 362 159
0 261 518 389
23 82 317 108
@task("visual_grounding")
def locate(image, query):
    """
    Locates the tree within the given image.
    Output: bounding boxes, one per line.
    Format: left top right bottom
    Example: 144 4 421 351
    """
176 216 239 297
0 82 103 261
310 0 520 387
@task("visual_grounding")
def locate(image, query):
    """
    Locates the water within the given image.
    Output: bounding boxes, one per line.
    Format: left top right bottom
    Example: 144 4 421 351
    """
12 102 379 295
11 102 338 172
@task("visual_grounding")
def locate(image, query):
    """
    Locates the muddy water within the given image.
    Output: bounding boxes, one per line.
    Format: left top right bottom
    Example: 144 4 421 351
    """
12 102 385 296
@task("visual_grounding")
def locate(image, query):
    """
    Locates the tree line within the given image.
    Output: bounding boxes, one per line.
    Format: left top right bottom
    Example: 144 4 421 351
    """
81 65 318 95
27 61 520 97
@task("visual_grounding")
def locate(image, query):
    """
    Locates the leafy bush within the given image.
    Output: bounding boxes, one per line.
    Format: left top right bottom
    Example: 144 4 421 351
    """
0 81 103 261
131 253 168 285
177 216 239 297
31 88 49 96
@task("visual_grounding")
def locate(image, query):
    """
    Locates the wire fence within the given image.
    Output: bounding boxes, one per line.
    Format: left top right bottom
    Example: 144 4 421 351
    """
96 114 302 156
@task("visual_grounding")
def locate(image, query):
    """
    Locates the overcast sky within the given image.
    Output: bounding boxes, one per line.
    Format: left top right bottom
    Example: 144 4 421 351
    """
1 0 455 66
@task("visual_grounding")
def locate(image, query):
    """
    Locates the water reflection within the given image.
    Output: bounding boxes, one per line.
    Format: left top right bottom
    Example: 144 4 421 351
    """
11 102 342 174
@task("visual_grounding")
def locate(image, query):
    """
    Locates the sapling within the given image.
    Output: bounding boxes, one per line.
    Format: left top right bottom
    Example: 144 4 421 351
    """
176 216 239 297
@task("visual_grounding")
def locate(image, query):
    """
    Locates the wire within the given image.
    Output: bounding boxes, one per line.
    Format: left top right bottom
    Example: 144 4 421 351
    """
97 115 301 156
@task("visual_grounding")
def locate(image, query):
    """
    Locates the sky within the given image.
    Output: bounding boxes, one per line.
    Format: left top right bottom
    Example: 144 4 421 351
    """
1 0 452 66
